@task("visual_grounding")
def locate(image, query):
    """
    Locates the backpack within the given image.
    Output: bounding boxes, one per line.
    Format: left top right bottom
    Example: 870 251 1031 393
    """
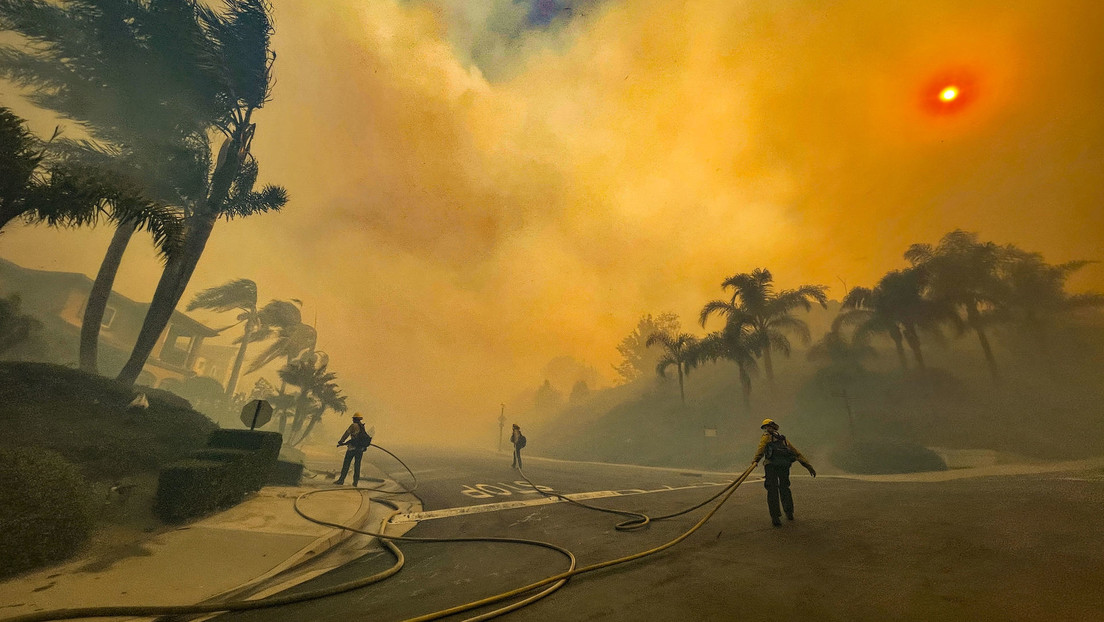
516 433 527 449
764 433 795 463
349 424 372 450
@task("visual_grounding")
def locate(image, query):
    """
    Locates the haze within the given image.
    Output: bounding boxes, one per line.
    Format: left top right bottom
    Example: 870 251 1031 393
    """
3 0 1102 441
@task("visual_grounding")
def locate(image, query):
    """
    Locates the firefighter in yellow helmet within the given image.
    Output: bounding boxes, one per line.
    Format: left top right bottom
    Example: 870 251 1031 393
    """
752 419 815 527
335 413 372 486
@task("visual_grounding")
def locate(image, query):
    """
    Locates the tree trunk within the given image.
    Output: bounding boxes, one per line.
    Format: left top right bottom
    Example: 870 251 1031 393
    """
902 325 926 371
891 334 909 371
738 364 752 411
762 343 775 388
967 304 999 383
225 318 254 398
80 221 136 373
677 365 685 406
116 214 216 385
293 410 325 447
117 128 247 386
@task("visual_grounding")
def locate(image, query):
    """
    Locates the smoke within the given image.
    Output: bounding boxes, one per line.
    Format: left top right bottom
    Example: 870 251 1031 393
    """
2 0 1102 442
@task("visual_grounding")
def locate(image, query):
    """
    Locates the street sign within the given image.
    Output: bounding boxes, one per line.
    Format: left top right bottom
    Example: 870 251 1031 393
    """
240 399 273 430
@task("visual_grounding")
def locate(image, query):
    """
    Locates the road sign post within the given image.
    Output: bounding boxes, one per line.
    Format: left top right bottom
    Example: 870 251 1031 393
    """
240 399 274 430
498 404 506 453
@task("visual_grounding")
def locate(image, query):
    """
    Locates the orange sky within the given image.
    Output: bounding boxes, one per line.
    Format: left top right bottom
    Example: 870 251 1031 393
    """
2 0 1103 440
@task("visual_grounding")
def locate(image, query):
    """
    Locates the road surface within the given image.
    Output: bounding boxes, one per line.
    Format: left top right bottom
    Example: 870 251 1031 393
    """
213 445 1104 621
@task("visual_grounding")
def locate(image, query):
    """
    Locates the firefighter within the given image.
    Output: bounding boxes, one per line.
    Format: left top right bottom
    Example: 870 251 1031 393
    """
752 418 816 527
335 413 372 486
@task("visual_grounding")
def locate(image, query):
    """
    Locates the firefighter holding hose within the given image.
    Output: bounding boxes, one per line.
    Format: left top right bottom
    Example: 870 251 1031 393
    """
752 418 816 527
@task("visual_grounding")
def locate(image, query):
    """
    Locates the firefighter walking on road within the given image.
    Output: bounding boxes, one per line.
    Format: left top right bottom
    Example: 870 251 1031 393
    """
752 418 816 527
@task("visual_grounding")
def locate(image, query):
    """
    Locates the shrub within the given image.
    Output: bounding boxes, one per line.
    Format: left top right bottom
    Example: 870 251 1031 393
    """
829 439 948 474
154 431 283 522
0 448 95 577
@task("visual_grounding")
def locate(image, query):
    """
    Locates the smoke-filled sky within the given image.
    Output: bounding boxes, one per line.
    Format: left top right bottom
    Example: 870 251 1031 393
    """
3 0 1103 438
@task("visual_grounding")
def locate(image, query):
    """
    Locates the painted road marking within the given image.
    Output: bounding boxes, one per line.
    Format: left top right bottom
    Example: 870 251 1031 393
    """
390 481 733 524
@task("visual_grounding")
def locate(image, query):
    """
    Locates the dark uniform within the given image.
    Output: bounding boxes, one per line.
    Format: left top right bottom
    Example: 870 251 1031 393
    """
335 416 371 486
752 421 815 526
510 425 524 469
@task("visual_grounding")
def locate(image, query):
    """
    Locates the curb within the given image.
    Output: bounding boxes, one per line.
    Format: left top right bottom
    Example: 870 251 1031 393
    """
202 486 375 604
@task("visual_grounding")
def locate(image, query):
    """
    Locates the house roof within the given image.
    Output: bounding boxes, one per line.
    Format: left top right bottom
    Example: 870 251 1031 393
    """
0 256 219 337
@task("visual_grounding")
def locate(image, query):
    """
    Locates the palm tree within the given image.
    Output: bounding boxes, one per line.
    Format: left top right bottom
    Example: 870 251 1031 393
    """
905 230 1005 382
645 331 699 406
0 108 180 239
116 0 284 385
836 268 955 372
998 250 1104 369
0 0 284 385
700 268 827 388
0 2 223 372
807 329 876 436
185 280 301 398
695 319 759 411
293 382 347 447
278 356 339 438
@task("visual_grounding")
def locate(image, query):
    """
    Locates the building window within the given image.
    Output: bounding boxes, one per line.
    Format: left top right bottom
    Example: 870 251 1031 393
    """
101 306 116 329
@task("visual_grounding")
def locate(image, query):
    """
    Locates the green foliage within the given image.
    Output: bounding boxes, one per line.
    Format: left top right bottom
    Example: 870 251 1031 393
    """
0 362 215 480
829 439 947 474
614 313 680 383
0 448 95 577
154 430 282 522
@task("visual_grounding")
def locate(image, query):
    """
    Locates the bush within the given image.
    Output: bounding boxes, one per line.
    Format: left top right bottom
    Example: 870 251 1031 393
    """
829 439 948 474
0 448 95 577
154 431 283 522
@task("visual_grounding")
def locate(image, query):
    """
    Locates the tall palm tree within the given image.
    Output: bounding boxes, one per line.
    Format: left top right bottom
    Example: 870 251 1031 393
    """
645 331 699 406
117 0 284 386
0 2 283 379
695 319 759 411
998 250 1104 369
185 280 300 398
700 268 827 388
836 268 954 372
905 230 1005 382
1 1 220 372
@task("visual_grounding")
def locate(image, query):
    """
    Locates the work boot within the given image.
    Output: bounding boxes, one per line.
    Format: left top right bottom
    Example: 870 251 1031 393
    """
771 517 782 527
786 512 795 521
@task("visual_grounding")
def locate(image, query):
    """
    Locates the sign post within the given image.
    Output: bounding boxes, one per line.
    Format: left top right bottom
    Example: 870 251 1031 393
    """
497 404 506 453
240 399 274 430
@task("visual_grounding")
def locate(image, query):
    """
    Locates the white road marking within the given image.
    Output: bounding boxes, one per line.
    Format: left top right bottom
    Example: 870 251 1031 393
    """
389 481 733 524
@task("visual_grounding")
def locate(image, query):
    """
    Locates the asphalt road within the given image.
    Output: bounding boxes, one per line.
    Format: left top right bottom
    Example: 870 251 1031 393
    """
213 445 1104 622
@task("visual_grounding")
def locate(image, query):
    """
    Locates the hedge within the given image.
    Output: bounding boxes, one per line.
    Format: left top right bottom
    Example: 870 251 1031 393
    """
829 438 948 474
0 448 95 578
153 430 283 523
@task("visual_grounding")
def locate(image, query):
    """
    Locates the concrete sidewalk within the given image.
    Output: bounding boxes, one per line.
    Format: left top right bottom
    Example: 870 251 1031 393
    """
0 463 421 620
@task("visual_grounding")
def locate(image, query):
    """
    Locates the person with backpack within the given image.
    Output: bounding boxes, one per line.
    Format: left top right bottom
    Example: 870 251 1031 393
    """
335 413 372 486
510 423 526 470
752 418 816 527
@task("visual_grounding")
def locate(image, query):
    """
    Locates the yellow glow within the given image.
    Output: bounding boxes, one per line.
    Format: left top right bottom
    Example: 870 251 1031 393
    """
940 86 959 101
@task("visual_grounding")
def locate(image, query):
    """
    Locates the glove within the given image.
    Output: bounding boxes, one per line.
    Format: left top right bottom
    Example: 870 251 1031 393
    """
806 465 817 478
752 461 758 467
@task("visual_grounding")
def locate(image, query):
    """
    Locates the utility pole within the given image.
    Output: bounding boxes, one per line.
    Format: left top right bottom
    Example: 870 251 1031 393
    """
497 404 506 453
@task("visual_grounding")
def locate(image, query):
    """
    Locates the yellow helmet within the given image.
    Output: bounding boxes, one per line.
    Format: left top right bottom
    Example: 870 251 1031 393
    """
352 413 364 420
760 418 777 429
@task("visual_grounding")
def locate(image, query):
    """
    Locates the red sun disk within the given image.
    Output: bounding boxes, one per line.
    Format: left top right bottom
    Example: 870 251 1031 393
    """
920 71 977 116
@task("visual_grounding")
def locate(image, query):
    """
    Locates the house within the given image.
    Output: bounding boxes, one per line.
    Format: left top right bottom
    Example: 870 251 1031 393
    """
0 257 220 388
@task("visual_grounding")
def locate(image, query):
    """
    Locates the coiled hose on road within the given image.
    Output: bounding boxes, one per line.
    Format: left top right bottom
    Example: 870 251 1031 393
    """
1 447 756 622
